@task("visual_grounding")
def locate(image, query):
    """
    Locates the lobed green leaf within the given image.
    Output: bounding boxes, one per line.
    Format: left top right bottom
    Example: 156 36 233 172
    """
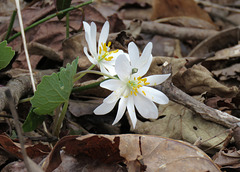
0 40 15 70
31 58 78 115
22 108 46 132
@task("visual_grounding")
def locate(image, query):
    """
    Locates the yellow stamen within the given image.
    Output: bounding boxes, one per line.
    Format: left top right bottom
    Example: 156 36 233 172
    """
104 56 113 61
133 91 137 96
144 82 150 85
108 41 111 47
130 91 133 95
103 43 107 52
142 91 146 96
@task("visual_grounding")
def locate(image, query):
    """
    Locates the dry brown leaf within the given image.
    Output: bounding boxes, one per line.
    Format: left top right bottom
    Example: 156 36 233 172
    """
151 0 214 24
213 148 240 168
133 100 228 149
0 134 50 160
68 99 102 117
156 16 217 30
173 64 239 97
147 56 186 76
42 134 220 172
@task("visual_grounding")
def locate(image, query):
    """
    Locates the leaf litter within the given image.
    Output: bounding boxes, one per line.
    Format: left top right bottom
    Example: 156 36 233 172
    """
0 0 240 171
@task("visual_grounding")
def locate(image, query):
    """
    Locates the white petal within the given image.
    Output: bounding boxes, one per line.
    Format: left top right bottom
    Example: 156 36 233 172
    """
98 21 109 51
139 42 152 65
145 74 171 86
112 97 127 125
140 86 169 104
103 91 120 104
99 64 111 77
84 47 97 64
83 21 90 44
115 54 131 81
100 79 124 91
128 42 139 67
94 101 117 115
135 55 152 77
102 63 116 75
134 93 158 119
126 95 137 128
90 22 97 57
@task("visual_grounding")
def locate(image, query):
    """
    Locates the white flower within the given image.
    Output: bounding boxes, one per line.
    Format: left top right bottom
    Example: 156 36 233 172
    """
83 21 123 75
94 42 171 128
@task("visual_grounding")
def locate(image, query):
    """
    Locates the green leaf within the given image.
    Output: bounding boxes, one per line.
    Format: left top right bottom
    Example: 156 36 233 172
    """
31 58 78 115
55 0 72 20
0 40 15 70
22 108 46 132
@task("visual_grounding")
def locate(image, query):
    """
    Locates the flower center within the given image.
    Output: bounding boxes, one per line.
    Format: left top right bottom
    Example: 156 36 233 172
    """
98 42 118 62
127 76 150 96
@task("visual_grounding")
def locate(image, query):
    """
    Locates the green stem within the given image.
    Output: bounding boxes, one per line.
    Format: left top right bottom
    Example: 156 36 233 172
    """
5 9 17 40
52 100 69 137
66 12 69 38
73 64 95 82
72 78 108 92
7 0 93 43
74 69 116 83
18 97 31 103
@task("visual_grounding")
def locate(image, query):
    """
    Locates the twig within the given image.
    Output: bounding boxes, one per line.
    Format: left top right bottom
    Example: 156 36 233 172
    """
141 21 219 40
0 69 55 112
5 89 43 172
123 20 219 40
195 0 240 14
156 64 240 128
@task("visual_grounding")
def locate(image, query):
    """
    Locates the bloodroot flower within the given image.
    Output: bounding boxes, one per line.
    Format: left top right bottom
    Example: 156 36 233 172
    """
83 21 123 75
94 42 171 128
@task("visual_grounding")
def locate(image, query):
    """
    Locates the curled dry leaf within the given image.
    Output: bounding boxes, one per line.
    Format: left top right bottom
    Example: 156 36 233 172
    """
147 56 186 76
213 147 240 169
133 100 228 150
42 134 220 172
0 134 50 160
173 64 239 97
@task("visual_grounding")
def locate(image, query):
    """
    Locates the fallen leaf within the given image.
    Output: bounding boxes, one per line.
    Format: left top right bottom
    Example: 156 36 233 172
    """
147 56 186 76
133 100 228 150
173 64 239 97
42 134 220 172
0 134 50 160
68 99 102 117
151 0 214 24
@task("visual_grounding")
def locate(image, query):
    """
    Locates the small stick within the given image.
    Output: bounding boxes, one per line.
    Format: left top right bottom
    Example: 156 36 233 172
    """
195 0 240 14
5 89 43 172
156 64 240 128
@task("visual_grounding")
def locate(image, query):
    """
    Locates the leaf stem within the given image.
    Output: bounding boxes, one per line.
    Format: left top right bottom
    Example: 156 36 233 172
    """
5 9 17 41
74 69 116 83
73 63 95 82
18 97 31 103
52 100 69 137
7 0 93 43
66 12 70 38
